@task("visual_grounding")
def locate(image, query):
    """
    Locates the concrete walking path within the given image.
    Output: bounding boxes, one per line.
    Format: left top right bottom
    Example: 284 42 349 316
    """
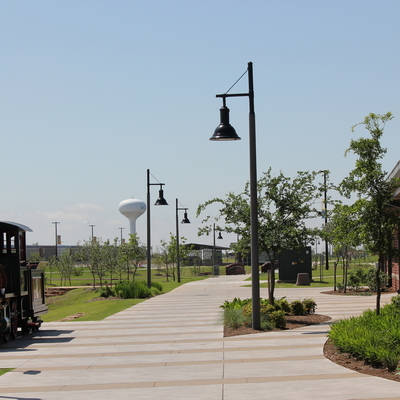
0 275 399 400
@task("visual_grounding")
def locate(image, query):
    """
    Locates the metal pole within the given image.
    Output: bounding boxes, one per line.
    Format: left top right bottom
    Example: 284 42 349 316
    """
248 62 260 330
176 199 181 283
147 169 152 288
88 225 95 241
324 171 329 270
213 223 216 268
52 222 59 258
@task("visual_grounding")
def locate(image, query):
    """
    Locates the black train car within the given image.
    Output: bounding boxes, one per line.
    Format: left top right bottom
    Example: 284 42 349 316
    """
0 221 47 343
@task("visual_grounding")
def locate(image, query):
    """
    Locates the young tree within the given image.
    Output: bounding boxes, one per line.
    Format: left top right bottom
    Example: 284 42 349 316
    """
197 168 322 304
100 238 119 286
77 239 103 288
57 249 75 286
118 234 146 281
339 112 400 313
159 233 192 281
322 203 361 292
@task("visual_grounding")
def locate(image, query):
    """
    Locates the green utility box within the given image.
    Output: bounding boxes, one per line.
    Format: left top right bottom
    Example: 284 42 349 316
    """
278 247 312 283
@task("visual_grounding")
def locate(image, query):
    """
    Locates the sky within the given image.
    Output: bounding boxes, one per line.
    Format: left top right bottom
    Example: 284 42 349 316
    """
1 0 400 251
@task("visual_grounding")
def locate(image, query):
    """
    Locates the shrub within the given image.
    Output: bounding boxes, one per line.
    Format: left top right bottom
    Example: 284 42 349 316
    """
115 280 153 299
336 282 344 292
260 315 274 331
291 300 305 315
151 281 163 292
302 298 316 315
365 268 389 292
274 298 291 313
391 295 400 308
73 266 84 276
269 310 286 329
224 308 250 329
99 284 115 298
329 304 400 371
220 297 251 310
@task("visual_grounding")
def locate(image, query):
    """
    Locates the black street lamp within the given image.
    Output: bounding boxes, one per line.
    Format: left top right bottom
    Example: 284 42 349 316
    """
89 224 95 241
147 169 168 288
52 221 60 258
210 61 260 329
213 223 223 275
176 199 190 283
119 227 124 245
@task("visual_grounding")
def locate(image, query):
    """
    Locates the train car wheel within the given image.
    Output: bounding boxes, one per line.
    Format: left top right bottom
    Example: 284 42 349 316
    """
10 300 18 340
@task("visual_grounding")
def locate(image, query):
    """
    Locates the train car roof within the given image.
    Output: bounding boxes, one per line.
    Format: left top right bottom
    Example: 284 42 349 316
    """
0 221 33 232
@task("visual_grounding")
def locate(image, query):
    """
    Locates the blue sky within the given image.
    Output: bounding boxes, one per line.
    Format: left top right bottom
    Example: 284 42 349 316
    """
1 0 400 250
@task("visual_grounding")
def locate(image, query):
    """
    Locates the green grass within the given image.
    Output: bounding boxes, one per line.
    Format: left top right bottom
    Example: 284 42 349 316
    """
43 274 210 322
0 368 13 376
42 288 144 322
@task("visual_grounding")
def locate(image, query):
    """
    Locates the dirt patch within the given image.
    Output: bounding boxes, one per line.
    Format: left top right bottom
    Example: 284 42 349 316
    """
324 340 400 382
59 313 84 321
321 287 397 296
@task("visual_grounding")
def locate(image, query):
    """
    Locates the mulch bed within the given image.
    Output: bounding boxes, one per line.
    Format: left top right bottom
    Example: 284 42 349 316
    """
223 314 331 337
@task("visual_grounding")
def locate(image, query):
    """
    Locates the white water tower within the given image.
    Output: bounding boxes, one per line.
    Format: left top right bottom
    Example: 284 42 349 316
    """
118 198 146 235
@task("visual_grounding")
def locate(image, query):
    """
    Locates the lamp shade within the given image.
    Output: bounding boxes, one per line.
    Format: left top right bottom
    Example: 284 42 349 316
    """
181 211 190 224
210 105 241 141
155 188 168 205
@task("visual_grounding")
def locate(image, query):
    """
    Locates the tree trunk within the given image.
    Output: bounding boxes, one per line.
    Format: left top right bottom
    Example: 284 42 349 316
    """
376 258 382 315
333 261 337 291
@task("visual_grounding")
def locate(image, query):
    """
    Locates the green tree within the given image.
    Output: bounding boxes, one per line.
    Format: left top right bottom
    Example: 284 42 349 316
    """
57 249 75 286
118 234 146 281
77 239 103 288
197 168 322 304
100 238 119 286
159 233 191 281
323 203 361 292
339 112 400 313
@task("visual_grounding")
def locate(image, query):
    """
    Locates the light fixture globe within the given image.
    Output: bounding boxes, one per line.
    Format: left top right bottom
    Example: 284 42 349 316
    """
210 105 241 141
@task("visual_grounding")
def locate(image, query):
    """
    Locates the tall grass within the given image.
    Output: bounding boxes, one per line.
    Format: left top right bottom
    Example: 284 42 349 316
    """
329 296 400 371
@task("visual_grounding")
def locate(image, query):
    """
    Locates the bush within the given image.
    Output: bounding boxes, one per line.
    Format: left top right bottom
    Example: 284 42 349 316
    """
73 266 84 276
220 296 317 331
151 281 163 292
269 310 286 329
365 268 389 292
224 308 250 329
115 280 153 299
99 284 115 298
274 298 291 313
302 298 316 315
291 300 305 315
391 294 400 308
329 304 400 371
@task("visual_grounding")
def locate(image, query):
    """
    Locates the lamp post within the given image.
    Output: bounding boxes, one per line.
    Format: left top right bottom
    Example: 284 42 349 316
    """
52 221 60 258
119 227 124 245
176 199 190 283
147 169 168 288
323 170 329 271
89 224 95 241
213 223 223 275
210 61 260 329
